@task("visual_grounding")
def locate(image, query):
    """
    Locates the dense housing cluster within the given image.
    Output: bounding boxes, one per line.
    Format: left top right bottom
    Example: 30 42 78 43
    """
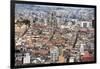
15 4 95 66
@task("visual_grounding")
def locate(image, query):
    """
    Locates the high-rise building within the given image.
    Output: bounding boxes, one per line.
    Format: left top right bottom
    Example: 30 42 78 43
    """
50 46 59 63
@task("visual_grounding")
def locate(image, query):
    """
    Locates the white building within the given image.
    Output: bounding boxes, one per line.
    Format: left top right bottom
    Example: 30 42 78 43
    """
23 53 31 64
79 21 92 28
50 46 59 63
80 44 85 55
69 57 75 63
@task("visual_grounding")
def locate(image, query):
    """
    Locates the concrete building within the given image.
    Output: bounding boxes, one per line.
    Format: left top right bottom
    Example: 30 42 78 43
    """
79 21 92 28
80 43 85 55
50 46 59 63
23 53 31 64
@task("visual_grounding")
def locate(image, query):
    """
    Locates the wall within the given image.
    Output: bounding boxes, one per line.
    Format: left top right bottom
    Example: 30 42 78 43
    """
0 0 99 69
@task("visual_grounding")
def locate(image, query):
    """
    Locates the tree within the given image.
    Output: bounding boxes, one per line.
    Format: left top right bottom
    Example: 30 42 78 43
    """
73 31 79 48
